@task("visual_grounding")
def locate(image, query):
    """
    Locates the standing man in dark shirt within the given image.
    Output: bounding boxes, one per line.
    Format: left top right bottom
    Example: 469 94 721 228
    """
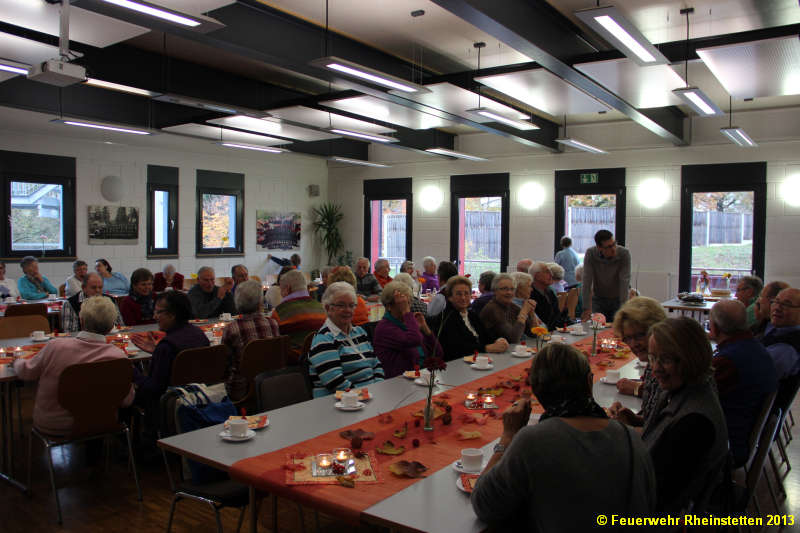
354 257 381 302
187 266 236 319
528 261 565 330
581 229 631 322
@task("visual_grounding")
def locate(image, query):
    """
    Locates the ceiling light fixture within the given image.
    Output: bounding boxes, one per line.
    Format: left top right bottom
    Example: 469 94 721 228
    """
52 119 151 135
84 78 159 97
330 157 391 168
575 6 668 66
720 96 756 147
555 115 606 154
217 142 288 153
100 0 201 27
466 108 539 130
329 128 399 143
0 60 30 76
425 148 488 161
671 8 723 116
311 56 430 94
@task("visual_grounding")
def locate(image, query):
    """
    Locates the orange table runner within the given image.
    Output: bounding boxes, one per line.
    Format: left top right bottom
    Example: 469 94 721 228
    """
229 330 629 524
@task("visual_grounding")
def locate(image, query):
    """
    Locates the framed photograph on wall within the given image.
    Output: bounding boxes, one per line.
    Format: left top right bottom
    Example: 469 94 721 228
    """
256 210 300 250
88 205 139 244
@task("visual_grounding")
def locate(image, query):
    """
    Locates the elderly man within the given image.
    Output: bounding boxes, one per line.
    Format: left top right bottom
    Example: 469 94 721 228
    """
273 269 326 363
62 273 123 333
709 299 778 466
752 281 790 338
355 257 381 302
373 258 393 288
735 275 763 329
761 288 800 379
528 261 566 330
580 229 631 322
153 264 184 292
17 256 58 300
516 258 533 273
231 264 249 295
14 296 134 436
187 266 236 319
64 260 88 298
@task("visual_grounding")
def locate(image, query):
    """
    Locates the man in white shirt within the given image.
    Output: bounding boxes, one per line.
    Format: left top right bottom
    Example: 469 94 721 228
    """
64 260 88 297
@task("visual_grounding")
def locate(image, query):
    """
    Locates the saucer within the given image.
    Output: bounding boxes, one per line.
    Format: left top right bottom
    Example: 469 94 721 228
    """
512 350 532 358
335 401 365 411
456 477 474 494
568 330 586 336
451 459 485 474
219 429 256 442
414 377 439 386
403 371 419 379
600 377 619 385
31 336 50 343
470 363 493 370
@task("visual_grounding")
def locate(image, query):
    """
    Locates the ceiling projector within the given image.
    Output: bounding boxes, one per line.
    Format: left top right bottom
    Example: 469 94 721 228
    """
27 60 86 87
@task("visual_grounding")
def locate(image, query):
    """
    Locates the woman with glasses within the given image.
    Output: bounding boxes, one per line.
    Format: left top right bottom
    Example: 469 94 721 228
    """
608 297 666 427
308 282 384 397
641 317 728 513
479 273 538 344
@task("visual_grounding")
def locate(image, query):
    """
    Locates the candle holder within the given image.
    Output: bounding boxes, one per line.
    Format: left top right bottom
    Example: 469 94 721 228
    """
313 453 334 477
482 394 498 409
333 448 352 463
464 392 479 409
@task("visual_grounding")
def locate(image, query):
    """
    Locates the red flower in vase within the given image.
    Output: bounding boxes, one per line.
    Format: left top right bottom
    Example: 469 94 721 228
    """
424 356 447 372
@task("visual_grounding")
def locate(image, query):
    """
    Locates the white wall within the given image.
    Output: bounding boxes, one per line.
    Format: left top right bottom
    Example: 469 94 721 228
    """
328 106 800 301
0 124 328 286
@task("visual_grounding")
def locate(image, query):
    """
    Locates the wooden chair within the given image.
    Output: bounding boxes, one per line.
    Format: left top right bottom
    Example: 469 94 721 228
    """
732 411 781 518
27 358 141 524
234 336 289 409
170 345 229 387
182 278 198 291
4 303 48 319
0 315 51 338
556 291 568 311
58 284 66 297
566 287 579 320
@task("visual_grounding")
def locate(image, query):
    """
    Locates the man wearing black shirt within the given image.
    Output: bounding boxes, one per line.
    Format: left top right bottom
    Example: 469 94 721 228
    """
528 261 566 330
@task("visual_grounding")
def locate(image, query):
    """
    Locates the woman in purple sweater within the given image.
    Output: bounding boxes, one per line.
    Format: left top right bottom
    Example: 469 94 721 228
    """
373 281 442 378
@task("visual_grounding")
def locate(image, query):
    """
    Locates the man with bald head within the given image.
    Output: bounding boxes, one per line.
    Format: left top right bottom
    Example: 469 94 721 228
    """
752 281 790 339
761 287 800 380
61 272 123 333
709 299 777 466
188 266 236 319
516 258 533 273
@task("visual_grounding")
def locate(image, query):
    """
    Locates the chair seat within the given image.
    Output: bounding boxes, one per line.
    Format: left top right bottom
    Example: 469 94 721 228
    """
176 479 249 507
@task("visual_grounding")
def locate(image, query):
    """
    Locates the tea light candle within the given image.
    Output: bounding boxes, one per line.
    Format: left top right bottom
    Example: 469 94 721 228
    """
15 346 22 353
482 394 495 406
333 448 351 462
466 392 477 401
316 453 333 469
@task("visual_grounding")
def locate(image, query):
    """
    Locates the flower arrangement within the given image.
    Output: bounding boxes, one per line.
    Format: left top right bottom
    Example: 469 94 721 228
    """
422 355 447 431
530 326 548 350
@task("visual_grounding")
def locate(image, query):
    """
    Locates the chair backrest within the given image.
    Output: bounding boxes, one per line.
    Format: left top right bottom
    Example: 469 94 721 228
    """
300 331 315 360
182 278 198 290
255 367 311 412
59 284 66 297
237 336 289 403
742 390 777 470
742 410 781 508
566 287 579 319
250 275 261 283
4 302 48 319
58 358 133 438
170 345 229 386
0 314 51 338
361 321 379 344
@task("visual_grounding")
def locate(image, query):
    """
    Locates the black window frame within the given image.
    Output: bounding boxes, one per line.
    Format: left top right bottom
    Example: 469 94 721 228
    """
449 173 510 274
0 150 76 261
554 167 626 255
147 165 179 258
195 169 244 257
678 162 766 292
363 178 413 268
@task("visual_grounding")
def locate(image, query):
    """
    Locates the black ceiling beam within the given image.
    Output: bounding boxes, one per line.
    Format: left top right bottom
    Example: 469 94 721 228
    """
430 0 686 146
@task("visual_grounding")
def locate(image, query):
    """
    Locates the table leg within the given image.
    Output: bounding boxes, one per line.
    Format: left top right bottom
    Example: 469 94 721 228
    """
0 382 28 492
249 485 257 533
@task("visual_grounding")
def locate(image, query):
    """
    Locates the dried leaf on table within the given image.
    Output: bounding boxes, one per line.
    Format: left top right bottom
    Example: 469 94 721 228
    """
376 440 406 455
388 460 428 478
507 374 523 382
335 475 355 488
458 429 482 440
339 429 375 441
393 422 408 439
477 387 504 397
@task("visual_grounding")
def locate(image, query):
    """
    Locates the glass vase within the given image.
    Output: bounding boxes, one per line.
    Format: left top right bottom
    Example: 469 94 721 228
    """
423 375 435 431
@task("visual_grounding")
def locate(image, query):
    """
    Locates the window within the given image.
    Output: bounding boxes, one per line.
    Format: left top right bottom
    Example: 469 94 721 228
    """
555 168 626 258
450 173 509 277
363 178 412 274
196 170 244 256
679 163 766 292
1 150 76 259
147 165 178 257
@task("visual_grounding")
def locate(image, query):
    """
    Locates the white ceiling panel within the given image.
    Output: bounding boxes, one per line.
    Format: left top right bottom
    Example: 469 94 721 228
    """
0 32 59 65
160 123 290 145
267 106 396 134
207 115 338 141
476 69 611 118
320 96 459 130
574 58 686 109
697 36 800 99
388 82 528 121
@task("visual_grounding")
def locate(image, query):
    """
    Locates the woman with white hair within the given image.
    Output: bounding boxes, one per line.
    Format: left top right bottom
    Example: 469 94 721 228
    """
510 272 533 308
399 260 421 296
308 282 385 397
479 273 538 344
547 262 566 293
393 273 427 314
420 256 439 293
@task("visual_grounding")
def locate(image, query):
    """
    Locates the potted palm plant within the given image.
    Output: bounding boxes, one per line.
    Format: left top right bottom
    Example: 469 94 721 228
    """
311 202 344 265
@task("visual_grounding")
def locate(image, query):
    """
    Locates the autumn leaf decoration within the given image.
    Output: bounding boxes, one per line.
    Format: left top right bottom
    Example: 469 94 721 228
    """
388 460 428 478
393 423 408 439
376 440 406 455
457 429 483 440
340 429 375 441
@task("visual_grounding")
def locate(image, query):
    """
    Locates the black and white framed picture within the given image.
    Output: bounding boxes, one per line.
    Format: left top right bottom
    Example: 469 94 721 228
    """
88 205 139 244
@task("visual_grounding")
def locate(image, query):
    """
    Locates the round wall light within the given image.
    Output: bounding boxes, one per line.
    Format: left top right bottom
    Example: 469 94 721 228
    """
518 182 545 210
637 178 669 209
419 185 444 211
780 175 800 207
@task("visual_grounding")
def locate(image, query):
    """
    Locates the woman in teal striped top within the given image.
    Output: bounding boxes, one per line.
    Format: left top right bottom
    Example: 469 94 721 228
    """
308 282 384 398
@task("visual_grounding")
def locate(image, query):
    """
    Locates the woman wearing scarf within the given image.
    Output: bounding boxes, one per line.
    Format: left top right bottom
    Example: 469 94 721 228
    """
120 268 156 326
373 281 442 378
472 343 656 531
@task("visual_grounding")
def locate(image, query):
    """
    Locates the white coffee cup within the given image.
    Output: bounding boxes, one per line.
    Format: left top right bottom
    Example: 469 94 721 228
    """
220 312 232 321
418 369 433 384
460 448 484 472
229 418 249 438
515 345 526 355
475 355 490 368
341 391 359 408
31 330 46 340
48 293 57 300
605 369 621 384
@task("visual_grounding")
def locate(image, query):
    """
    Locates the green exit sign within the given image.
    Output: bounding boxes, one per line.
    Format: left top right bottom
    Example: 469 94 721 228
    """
580 172 599 184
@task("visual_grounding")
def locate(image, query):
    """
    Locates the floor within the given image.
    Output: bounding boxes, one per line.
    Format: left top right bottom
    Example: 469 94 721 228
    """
1 383 800 533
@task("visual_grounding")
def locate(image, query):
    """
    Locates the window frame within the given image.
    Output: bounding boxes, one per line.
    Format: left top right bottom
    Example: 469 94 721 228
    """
678 162 766 292
146 165 179 258
363 178 413 269
195 169 244 257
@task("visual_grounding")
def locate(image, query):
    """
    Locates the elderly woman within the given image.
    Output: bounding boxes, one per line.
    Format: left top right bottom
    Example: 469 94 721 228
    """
17 256 58 300
426 261 458 316
373 258 393 288
510 271 533 308
153 264 184 292
14 296 134 436
222 280 280 401
608 297 667 427
372 281 442 378
641 317 729 513
427 276 508 360
119 268 156 326
547 262 566 294
472 343 656 530
327 266 370 325
265 265 295 309
479 273 537 344
399 260 420 295
0 261 19 298
419 256 439 293
470 270 496 316
315 265 334 302
95 258 129 296
308 282 385 397
393 273 427 314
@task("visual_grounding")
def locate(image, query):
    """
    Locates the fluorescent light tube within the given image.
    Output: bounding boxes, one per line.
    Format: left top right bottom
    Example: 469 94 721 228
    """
311 56 430 94
84 78 159 97
330 157 391 168
575 6 668 66
672 87 723 116
218 142 287 153
555 138 607 154
425 148 488 161
52 119 151 135
0 61 30 75
329 128 398 143
466 108 538 130
102 0 201 27
594 16 655 63
720 127 757 147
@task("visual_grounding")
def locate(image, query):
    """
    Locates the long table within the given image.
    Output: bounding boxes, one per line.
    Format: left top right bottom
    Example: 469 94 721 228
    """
158 332 643 533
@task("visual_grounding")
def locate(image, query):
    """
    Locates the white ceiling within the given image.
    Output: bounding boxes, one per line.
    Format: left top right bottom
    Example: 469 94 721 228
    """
207 115 339 141
320 95 462 130
160 123 291 146
387 82 529 122
575 58 687 109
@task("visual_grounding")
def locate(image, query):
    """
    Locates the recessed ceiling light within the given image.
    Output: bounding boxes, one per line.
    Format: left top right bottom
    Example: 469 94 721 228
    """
465 108 539 130
329 128 399 143
555 138 607 154
425 148 488 161
101 0 201 27
52 118 151 135
575 6 668 66
311 56 430 94
330 157 391 168
84 78 159 97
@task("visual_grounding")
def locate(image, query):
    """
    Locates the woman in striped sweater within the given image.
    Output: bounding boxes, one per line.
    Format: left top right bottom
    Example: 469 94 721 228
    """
308 282 385 398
